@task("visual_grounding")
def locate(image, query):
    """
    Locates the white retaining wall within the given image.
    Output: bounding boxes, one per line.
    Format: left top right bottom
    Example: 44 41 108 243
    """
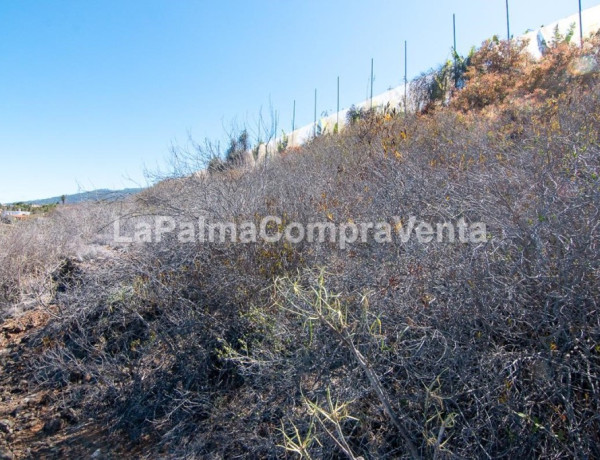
253 4 600 160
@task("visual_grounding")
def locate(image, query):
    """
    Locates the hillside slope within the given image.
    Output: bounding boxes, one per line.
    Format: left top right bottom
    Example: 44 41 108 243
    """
12 188 143 206
1 34 599 459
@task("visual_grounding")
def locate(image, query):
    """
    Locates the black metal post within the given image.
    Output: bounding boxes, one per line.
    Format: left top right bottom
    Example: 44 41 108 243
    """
579 0 584 47
370 58 374 109
453 13 457 52
404 40 408 113
453 14 458 87
506 0 511 40
313 89 317 137
336 76 340 129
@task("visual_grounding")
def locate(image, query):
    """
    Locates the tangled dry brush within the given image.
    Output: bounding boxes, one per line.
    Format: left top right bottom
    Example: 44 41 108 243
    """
1 37 600 458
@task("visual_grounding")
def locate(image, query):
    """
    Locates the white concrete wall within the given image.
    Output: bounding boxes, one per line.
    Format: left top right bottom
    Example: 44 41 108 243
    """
255 4 600 158
522 4 600 59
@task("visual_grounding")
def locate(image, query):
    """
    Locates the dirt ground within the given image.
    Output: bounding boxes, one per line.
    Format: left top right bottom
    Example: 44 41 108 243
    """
0 309 127 459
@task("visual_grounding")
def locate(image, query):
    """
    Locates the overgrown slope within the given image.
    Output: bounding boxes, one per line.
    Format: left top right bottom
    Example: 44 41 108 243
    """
1 35 600 459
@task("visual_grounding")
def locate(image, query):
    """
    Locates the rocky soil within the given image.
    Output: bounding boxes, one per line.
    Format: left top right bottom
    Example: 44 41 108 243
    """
0 309 126 459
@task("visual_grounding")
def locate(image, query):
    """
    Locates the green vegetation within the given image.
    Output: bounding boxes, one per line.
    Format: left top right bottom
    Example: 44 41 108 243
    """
1 33 600 458
2 202 58 214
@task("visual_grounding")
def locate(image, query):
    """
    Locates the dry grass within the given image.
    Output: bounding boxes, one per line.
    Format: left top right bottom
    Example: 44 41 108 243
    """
1 36 599 458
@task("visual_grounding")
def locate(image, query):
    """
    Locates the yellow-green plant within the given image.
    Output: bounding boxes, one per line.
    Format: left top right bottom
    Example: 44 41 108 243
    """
274 269 421 459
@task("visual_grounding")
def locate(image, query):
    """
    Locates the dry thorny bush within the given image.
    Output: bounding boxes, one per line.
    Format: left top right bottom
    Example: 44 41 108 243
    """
0 203 117 319
2 37 599 458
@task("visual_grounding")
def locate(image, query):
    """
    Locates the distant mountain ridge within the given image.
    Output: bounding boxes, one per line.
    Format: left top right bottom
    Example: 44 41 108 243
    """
13 188 143 206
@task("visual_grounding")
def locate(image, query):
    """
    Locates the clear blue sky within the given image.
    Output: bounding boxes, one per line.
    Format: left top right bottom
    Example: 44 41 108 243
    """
0 0 595 202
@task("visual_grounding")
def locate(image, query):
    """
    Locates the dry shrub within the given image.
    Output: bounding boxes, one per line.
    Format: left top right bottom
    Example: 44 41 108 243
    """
452 37 530 111
454 34 600 113
10 34 600 459
0 202 120 317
